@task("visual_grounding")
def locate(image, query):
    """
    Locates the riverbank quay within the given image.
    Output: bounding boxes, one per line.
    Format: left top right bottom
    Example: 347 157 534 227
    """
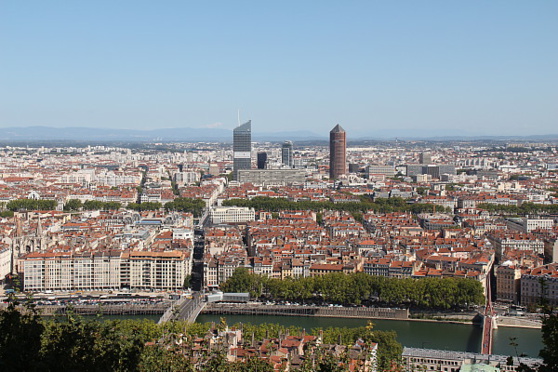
201 303 543 329
38 303 168 316
202 302 409 319
497 315 542 329
0 301 169 316
0 290 179 316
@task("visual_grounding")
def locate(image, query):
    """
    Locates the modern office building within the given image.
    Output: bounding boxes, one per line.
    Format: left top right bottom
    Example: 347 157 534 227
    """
329 124 347 179
366 165 396 177
281 140 294 168
405 164 456 179
237 169 306 186
425 164 456 179
419 151 432 164
233 120 252 180
257 152 267 169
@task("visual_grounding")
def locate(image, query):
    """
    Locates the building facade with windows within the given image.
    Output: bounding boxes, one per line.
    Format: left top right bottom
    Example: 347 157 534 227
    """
22 250 192 291
210 206 256 224
233 121 252 180
281 140 294 168
329 124 346 179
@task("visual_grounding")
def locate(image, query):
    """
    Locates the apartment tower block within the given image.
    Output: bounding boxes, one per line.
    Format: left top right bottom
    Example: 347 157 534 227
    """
329 124 347 179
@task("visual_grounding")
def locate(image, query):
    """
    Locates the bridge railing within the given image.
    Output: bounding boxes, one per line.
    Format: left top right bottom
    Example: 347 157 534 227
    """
158 293 206 324
158 297 188 324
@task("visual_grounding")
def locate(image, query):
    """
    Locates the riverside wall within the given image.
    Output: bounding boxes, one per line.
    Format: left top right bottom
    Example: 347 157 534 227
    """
29 304 168 316
201 303 409 320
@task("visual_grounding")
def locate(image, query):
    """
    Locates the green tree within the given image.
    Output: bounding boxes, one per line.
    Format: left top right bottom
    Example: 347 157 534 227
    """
220 267 263 298
104 201 122 210
183 274 192 289
0 298 44 371
127 202 162 211
0 210 14 218
164 198 205 217
538 311 558 372
416 187 429 196
138 345 193 372
83 200 105 210
64 199 83 211
6 199 57 211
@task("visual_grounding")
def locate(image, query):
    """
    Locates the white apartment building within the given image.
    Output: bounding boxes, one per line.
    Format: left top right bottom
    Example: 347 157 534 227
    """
59 169 95 184
506 217 554 233
210 206 255 224
126 251 191 290
173 171 200 186
487 233 545 261
173 228 194 241
95 171 142 186
204 258 218 289
22 250 191 291
0 246 12 281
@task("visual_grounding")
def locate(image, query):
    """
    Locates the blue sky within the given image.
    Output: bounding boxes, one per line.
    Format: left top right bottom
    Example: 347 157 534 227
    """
1 1 557 137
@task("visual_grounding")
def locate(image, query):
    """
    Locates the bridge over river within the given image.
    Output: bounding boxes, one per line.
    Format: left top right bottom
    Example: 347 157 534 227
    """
481 276 496 355
156 287 540 357
158 292 206 324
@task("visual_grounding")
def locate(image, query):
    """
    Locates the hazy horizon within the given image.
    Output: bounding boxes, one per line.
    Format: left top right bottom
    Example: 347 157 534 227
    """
1 1 556 136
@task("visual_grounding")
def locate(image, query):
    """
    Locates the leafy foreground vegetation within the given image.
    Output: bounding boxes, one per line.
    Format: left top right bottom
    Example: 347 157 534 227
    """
0 301 401 372
513 309 558 372
221 269 485 310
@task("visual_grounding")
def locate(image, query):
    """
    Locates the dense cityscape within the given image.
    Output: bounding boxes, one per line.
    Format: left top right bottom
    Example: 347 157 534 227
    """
0 122 557 371
3 0 556 369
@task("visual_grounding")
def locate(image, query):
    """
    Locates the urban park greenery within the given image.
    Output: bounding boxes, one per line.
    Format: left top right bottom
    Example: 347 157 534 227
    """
164 197 206 217
220 268 485 310
477 202 558 216
222 196 451 215
6 198 57 211
127 202 163 211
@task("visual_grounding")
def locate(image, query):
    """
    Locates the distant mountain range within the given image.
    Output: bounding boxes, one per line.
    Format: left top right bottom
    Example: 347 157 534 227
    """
0 126 325 142
0 126 556 143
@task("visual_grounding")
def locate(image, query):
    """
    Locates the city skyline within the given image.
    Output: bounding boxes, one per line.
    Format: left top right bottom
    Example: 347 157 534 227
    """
0 128 556 366
1 1 556 137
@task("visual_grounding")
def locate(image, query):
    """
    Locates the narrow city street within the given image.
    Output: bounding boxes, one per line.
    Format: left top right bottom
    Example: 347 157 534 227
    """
190 228 205 291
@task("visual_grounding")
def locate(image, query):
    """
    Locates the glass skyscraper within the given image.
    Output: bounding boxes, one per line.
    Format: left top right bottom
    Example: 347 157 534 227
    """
233 120 252 179
281 140 293 168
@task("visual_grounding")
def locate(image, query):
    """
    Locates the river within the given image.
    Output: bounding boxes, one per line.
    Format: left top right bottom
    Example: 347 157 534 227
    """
196 314 543 358
78 312 543 357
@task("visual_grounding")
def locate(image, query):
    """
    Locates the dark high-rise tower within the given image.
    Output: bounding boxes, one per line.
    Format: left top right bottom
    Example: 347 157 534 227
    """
257 152 267 169
329 124 346 179
281 140 294 168
233 120 251 179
